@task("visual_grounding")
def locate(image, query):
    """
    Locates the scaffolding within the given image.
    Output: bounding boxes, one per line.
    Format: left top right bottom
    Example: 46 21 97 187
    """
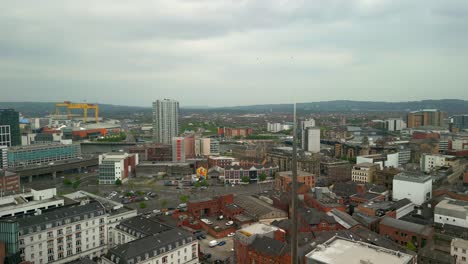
55 101 99 123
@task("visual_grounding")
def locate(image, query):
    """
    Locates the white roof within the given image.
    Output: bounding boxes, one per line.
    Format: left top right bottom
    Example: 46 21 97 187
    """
306 237 413 264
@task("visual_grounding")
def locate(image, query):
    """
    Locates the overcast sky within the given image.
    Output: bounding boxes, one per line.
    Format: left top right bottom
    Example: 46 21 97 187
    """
1 0 468 107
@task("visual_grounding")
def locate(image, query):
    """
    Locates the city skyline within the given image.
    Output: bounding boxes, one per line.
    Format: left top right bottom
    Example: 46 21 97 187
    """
1 0 468 107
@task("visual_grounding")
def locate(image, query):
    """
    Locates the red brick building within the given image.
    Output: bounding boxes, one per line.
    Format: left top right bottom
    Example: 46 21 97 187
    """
218 127 252 138
235 224 290 264
128 144 171 161
304 187 346 213
187 194 235 218
207 156 236 168
379 217 433 250
272 207 344 234
241 235 291 264
276 171 315 192
0 170 20 193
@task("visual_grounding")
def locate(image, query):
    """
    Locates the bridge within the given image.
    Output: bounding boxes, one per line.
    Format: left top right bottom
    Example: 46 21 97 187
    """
11 157 99 182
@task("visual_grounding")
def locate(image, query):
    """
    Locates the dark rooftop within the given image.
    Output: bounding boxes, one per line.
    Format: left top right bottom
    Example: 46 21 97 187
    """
17 201 105 235
380 217 433 236
107 228 195 264
298 207 336 225
250 235 289 257
117 216 173 238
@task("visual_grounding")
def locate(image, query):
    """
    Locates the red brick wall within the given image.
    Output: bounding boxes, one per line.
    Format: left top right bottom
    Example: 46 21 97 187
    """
0 173 20 192
379 222 433 249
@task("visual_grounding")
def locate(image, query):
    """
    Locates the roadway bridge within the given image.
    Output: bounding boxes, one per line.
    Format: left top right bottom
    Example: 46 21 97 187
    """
11 158 99 182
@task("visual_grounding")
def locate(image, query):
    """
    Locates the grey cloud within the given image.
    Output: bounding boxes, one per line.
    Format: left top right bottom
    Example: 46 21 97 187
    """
0 0 468 107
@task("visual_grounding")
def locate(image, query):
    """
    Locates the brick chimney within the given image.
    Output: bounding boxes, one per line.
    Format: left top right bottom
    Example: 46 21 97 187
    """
274 229 286 242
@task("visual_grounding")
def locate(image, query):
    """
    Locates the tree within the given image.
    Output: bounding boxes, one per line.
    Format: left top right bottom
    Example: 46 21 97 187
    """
115 179 122 186
139 202 146 209
63 178 72 186
72 180 81 189
241 176 250 183
406 241 417 252
160 199 168 208
180 195 189 203
200 180 208 187
194 181 201 188
259 173 267 182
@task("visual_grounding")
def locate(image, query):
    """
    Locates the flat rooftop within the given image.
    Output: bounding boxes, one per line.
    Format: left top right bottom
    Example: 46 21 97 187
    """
435 199 468 219
305 236 413 264
394 172 432 183
238 223 280 237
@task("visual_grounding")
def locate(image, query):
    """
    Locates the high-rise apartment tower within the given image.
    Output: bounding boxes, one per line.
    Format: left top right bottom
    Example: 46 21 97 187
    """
152 99 179 144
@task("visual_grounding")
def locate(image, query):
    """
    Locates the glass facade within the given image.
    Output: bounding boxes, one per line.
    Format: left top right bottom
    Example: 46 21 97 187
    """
7 144 81 167
0 125 11 147
0 220 19 255
99 160 116 184
0 109 20 146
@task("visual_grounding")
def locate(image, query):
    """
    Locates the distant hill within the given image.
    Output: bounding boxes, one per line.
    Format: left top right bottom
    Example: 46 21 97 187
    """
0 102 151 118
1 99 467 117
217 99 468 114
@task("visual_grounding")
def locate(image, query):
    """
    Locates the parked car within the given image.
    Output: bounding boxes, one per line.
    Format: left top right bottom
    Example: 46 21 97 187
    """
227 232 235 237
217 241 226 246
225 221 234 226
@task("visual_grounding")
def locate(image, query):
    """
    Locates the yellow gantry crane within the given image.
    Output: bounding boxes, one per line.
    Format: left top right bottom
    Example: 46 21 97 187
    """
55 101 99 123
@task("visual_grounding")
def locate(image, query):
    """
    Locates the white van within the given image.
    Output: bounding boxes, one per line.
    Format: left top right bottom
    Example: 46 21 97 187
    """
209 240 218 247
201 218 213 225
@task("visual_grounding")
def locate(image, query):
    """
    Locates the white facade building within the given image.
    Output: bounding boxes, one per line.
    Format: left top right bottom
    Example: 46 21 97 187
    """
210 140 220 155
98 153 139 184
356 153 399 170
435 199 468 229
420 153 456 173
0 188 64 218
104 227 198 264
452 137 468 151
303 128 320 153
267 123 292 133
153 99 180 144
18 201 108 264
393 172 432 206
385 118 406 131
452 238 468 264
351 163 378 183
197 138 211 156
301 119 316 130
0 145 7 169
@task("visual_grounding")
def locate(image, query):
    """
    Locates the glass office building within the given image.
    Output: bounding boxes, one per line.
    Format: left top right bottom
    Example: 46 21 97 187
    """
0 109 20 146
7 143 81 167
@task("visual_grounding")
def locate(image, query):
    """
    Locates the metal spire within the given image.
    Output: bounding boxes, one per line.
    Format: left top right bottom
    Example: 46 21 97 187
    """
291 102 298 263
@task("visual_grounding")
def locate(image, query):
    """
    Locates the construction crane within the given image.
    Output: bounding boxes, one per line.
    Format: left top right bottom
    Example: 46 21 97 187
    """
55 101 99 123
